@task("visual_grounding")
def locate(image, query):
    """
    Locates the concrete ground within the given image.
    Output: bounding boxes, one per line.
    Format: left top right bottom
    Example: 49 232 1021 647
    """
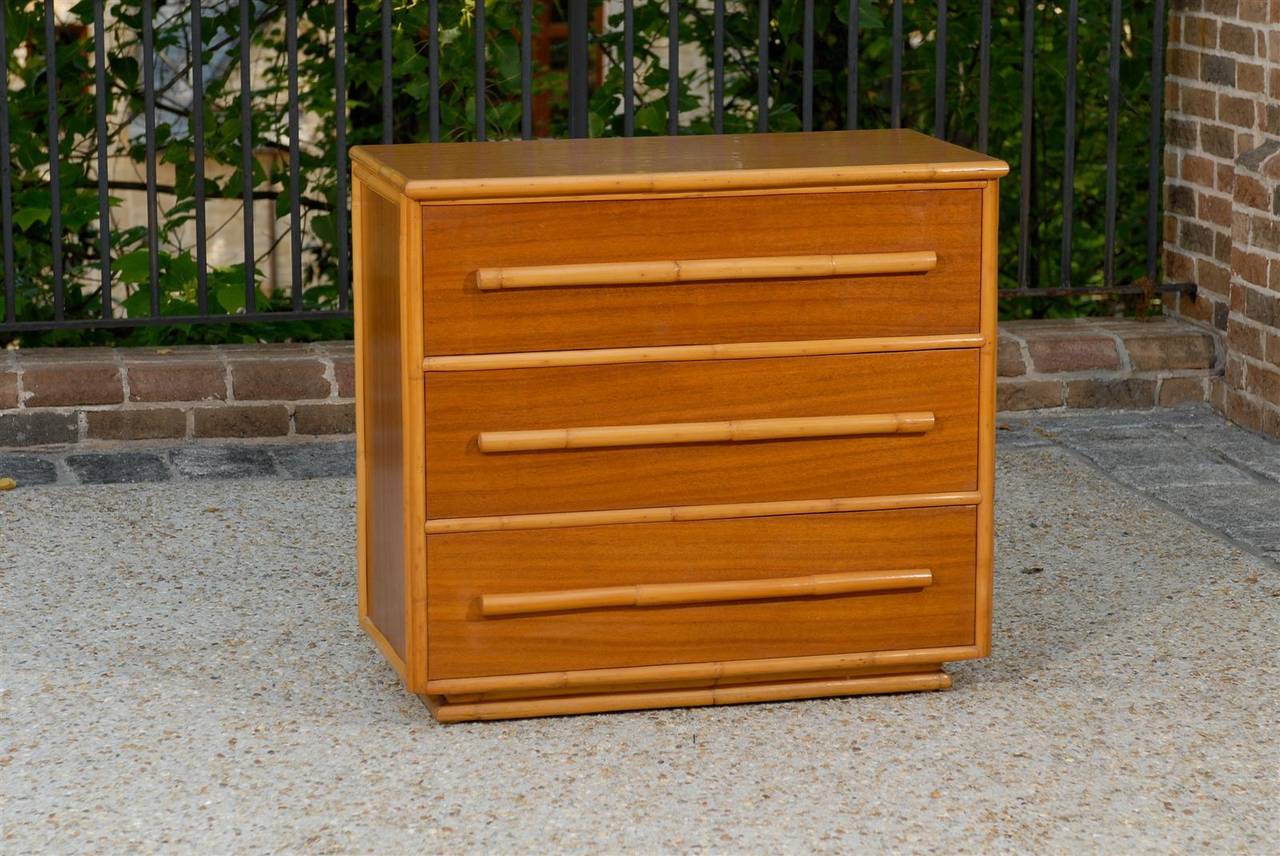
1 407 1277 854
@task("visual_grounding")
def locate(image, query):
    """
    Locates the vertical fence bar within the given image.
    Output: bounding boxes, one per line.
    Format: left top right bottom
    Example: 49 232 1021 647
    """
286 0 302 307
1147 0 1166 283
568 0 587 138
192 0 208 315
757 0 769 132
429 0 439 142
474 0 485 141
979 0 991 153
141 0 159 316
521 0 532 140
624 0 635 136
846 0 858 130
335 0 349 310
94 0 112 319
1103 0 1120 289
891 0 902 129
934 0 946 138
1060 0 1079 289
668 0 679 135
1016 0 1033 290
714 0 724 133
239 0 256 312
381 0 392 143
802 0 813 131
43 1 64 320
0 5 13 324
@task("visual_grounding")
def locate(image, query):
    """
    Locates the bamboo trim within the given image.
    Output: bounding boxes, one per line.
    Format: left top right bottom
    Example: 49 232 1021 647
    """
427 180 992 207
474 251 936 291
478 412 935 453
423 333 987 372
428 671 951 722
351 161 407 204
388 161 1009 201
426 645 978 697
352 177 370 629
359 615 407 682
400 199 430 693
424 490 981 534
441 662 940 703
479 569 932 617
975 179 1000 657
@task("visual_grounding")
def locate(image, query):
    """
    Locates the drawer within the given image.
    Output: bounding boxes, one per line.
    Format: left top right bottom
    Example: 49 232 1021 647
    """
421 188 983 355
426 506 977 679
425 349 979 520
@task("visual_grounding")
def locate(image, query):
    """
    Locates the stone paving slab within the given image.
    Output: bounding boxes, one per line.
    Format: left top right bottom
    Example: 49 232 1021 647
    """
1002 405 1280 564
64 451 171 485
168 445 281 480
1 441 1275 853
0 441 355 488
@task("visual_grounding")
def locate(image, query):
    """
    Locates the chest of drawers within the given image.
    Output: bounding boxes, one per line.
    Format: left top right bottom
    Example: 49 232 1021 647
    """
350 130 1007 722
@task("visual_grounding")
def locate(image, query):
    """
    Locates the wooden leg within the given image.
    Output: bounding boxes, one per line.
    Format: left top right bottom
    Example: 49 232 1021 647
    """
421 669 951 723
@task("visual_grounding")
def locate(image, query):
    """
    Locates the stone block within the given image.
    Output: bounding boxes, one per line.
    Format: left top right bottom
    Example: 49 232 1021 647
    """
126 362 226 403
22 365 123 407
0 411 78 447
1065 379 1158 409
193 405 290 439
230 359 330 401
85 409 187 442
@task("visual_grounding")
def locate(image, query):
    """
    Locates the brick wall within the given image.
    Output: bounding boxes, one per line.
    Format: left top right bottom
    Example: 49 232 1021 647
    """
0 343 354 447
0 318 1224 449
997 318 1220 411
1164 0 1280 435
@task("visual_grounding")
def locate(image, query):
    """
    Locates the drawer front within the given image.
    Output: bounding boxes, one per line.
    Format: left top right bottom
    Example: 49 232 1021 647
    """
425 349 979 520
421 188 982 355
426 506 977 679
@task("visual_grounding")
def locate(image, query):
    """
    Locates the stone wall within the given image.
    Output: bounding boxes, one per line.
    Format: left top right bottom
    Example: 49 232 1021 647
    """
1163 0 1280 435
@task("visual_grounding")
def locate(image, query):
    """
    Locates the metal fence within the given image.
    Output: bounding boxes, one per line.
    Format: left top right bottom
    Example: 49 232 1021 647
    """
0 1 1187 337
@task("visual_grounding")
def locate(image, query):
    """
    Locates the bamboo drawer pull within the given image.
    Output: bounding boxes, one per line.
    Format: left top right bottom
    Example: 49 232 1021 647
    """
474 250 937 291
480 569 933 617
478 412 935 453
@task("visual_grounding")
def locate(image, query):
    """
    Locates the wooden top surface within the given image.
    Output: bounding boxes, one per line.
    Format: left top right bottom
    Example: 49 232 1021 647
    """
350 130 1008 201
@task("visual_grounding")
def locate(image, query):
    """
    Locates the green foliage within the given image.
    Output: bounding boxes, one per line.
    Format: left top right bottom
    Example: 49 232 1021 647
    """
1 1 1164 347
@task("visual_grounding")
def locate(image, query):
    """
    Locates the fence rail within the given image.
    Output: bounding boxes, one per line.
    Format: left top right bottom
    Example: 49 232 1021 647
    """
0 1 1188 338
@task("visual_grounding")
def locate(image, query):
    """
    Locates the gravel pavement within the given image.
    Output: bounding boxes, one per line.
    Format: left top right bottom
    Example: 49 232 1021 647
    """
1 416 1277 854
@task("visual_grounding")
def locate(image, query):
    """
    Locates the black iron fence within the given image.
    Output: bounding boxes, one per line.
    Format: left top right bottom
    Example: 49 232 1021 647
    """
0 1 1186 340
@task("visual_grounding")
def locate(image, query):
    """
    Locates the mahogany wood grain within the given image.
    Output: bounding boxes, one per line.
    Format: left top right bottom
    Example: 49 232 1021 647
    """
474 250 937 290
479 569 933 617
428 671 951 722
420 188 982 355
353 180 407 658
349 129 1007 202
425 349 978 519
426 506 977 679
423 333 987 372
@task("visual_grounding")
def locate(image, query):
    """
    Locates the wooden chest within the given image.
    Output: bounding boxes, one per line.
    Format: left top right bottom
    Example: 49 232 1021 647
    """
349 130 1007 722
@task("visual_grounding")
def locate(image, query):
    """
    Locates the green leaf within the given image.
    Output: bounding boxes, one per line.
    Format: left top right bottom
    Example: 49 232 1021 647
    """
13 207 50 230
215 282 246 315
117 250 152 285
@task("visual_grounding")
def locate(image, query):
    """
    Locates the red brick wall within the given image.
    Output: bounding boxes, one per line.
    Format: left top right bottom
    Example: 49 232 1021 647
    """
1164 0 1280 435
